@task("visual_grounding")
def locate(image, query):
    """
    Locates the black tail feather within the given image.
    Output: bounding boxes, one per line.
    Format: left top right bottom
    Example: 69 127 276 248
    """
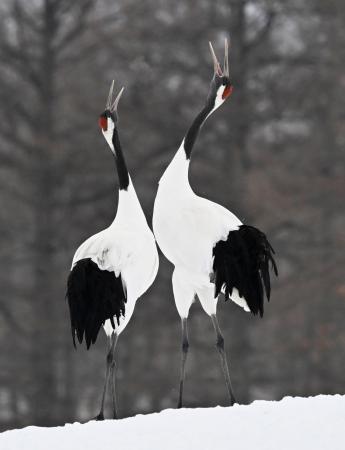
66 258 127 349
212 225 278 317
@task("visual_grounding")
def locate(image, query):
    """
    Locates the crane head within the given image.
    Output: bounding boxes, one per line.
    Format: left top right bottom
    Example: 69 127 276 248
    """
99 81 124 151
208 39 233 109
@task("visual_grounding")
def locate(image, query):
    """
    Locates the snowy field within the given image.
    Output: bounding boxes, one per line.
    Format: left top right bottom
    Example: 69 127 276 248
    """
1 395 344 450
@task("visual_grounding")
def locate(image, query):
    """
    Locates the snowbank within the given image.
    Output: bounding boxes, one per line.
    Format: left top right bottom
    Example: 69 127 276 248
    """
1 395 344 450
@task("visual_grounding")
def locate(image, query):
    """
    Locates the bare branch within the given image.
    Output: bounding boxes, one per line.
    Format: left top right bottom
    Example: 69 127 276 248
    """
0 300 28 336
54 1 94 53
245 9 275 52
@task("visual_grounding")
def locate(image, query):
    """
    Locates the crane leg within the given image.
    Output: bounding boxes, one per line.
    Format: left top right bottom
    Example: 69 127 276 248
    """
94 333 117 420
109 333 119 419
211 314 237 406
178 317 189 408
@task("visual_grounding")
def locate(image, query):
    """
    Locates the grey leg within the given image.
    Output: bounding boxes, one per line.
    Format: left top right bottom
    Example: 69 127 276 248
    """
211 314 237 406
178 318 189 408
95 336 113 420
109 333 119 419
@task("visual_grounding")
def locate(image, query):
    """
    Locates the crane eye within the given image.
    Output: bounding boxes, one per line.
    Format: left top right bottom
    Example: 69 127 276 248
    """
222 84 233 99
99 116 107 131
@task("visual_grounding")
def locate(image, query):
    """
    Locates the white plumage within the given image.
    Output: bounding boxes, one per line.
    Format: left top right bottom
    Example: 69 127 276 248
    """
153 145 244 315
72 182 158 335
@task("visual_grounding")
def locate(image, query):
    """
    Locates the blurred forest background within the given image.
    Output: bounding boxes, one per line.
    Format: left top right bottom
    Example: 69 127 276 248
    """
0 0 344 431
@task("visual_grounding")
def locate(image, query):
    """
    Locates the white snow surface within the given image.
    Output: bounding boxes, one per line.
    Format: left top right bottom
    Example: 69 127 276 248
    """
1 395 345 450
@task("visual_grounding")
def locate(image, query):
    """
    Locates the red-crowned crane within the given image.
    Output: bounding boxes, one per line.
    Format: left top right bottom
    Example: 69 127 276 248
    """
152 40 277 407
66 81 159 420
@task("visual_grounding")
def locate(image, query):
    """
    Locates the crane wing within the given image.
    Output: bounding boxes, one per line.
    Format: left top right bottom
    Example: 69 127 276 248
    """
66 258 126 349
67 230 128 349
71 231 107 268
212 225 278 317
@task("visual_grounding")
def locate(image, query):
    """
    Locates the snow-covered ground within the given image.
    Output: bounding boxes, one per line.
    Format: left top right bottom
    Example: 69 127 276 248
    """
1 395 344 450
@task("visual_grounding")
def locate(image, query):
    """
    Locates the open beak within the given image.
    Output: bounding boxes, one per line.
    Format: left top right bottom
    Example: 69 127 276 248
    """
208 38 230 77
106 80 125 112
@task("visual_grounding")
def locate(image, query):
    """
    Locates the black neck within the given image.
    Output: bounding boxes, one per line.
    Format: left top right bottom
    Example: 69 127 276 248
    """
112 128 130 191
183 96 215 159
